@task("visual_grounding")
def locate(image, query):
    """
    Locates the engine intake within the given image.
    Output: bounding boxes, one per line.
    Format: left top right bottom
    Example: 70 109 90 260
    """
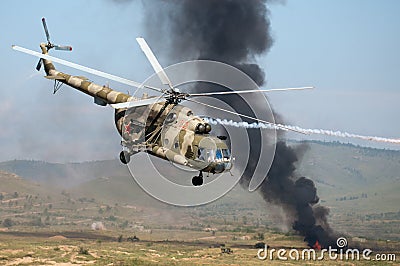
195 123 212 134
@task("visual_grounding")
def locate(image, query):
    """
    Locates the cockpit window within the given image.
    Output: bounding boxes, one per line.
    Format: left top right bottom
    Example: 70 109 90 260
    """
198 147 230 162
198 148 214 162
222 149 230 159
216 149 223 160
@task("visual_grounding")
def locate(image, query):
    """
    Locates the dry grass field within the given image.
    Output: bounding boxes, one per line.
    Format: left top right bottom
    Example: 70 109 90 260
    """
0 229 398 265
0 142 399 265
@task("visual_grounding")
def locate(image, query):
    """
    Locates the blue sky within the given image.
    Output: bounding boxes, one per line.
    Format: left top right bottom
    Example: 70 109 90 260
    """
1 0 399 162
264 1 400 144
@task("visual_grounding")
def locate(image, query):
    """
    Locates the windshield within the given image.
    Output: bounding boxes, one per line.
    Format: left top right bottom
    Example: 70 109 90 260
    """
221 149 230 159
198 148 230 162
198 148 214 162
216 149 223 160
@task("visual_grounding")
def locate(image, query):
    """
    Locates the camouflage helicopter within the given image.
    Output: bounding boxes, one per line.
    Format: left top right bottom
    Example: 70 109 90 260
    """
13 18 311 186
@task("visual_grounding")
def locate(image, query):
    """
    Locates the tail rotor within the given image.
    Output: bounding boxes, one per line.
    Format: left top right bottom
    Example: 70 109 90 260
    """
36 17 72 71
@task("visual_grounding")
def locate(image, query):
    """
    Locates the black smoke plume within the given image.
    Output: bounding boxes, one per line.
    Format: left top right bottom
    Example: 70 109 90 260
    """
142 0 338 248
264 141 337 248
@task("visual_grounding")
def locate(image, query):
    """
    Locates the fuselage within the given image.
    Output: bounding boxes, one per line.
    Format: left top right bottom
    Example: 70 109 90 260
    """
121 101 232 173
39 43 232 174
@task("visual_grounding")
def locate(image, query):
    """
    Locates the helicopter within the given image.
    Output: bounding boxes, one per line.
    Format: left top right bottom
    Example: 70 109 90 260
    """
12 18 312 186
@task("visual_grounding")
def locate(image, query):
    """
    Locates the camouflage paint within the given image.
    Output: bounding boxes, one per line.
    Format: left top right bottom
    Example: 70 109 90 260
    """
40 43 231 173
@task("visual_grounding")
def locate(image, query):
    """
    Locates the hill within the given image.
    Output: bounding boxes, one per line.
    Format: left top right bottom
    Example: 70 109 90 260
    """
0 170 47 197
0 141 399 240
294 140 400 192
0 159 129 187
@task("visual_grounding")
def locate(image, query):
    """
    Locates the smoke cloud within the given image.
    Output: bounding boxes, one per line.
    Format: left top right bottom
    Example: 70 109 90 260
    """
142 0 271 85
142 0 338 248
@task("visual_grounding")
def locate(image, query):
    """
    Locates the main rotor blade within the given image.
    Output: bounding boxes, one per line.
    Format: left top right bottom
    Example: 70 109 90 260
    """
186 98 307 134
42 18 51 43
12 45 164 94
136 37 174 89
110 97 166 109
188 87 314 97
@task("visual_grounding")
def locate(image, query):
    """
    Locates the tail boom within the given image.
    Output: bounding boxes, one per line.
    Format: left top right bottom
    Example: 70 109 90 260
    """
39 43 134 104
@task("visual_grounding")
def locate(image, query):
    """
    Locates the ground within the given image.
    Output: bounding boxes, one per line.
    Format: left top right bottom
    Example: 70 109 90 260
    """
0 229 398 265
0 142 399 265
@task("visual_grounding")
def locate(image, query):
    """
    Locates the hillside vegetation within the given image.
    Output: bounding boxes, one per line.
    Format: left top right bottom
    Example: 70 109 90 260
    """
0 141 399 242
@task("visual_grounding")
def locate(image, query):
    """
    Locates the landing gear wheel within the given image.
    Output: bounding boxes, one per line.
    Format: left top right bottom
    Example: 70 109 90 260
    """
120 151 130 164
192 175 203 186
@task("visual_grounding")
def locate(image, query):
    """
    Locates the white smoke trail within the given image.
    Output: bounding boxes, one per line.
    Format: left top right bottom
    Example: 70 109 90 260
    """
203 117 400 145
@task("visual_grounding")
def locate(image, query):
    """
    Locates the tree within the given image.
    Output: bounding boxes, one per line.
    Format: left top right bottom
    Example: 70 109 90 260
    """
2 218 14 228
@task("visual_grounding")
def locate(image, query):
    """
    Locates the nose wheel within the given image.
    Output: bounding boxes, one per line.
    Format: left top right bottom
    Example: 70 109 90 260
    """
120 151 131 164
192 171 203 186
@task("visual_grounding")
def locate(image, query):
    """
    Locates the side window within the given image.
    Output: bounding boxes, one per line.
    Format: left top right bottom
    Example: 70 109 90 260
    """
165 112 177 124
